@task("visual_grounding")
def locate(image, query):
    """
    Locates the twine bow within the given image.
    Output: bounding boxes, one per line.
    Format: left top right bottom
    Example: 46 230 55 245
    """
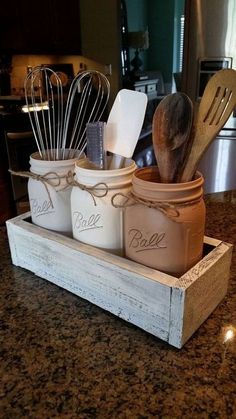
111 191 180 219
9 169 109 208
66 171 108 206
9 169 67 208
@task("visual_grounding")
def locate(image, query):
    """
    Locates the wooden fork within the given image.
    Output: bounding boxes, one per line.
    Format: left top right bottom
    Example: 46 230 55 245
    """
179 69 236 182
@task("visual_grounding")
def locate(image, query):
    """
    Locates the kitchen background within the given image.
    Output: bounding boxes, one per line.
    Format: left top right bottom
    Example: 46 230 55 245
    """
10 55 104 97
1 0 184 102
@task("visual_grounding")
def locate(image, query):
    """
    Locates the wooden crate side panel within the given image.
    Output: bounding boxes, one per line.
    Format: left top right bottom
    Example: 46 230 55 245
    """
168 287 185 348
204 235 222 247
172 243 232 347
175 241 232 289
6 220 20 266
6 221 171 342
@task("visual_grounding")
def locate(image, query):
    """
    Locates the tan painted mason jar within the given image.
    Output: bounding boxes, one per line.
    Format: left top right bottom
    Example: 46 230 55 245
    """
124 166 206 276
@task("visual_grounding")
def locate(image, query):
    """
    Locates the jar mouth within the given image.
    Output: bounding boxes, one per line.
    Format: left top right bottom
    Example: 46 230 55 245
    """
75 157 136 176
74 157 137 187
134 166 204 190
30 149 84 165
133 166 204 203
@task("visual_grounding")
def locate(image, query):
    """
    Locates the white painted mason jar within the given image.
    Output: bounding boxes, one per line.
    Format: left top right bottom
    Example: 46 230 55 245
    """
28 150 84 235
71 158 137 255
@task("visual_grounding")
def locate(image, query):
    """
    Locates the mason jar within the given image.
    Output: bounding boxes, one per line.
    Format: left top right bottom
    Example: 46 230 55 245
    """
28 150 84 235
71 157 136 255
124 166 206 276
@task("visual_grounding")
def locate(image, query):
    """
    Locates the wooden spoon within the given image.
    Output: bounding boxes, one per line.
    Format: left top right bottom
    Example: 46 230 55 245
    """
179 68 236 182
152 92 193 183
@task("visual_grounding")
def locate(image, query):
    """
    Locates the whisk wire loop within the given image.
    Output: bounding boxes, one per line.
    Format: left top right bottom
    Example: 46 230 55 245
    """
24 66 110 161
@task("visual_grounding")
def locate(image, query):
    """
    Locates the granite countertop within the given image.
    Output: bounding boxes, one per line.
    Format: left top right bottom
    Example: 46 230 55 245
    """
0 191 236 418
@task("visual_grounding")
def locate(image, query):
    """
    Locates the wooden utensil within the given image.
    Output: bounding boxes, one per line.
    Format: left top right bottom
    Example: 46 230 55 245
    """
152 92 193 183
179 68 236 182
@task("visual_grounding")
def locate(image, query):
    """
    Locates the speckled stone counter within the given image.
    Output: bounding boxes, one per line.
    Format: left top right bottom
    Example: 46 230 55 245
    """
0 191 236 418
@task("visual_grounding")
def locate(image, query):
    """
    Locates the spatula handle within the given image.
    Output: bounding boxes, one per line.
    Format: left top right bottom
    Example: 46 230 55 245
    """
179 151 200 182
109 154 125 170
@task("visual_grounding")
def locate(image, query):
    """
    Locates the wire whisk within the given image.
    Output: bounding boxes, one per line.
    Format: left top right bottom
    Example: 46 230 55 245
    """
24 66 110 160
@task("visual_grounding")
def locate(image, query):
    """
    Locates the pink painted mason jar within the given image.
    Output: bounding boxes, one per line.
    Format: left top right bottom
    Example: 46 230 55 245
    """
124 166 206 276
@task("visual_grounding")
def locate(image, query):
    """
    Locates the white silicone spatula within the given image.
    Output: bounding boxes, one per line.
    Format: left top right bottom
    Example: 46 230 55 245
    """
105 89 148 169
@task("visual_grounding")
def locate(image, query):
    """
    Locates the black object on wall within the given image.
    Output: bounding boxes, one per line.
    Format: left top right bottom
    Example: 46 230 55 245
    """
120 0 130 78
0 55 12 95
0 1 81 54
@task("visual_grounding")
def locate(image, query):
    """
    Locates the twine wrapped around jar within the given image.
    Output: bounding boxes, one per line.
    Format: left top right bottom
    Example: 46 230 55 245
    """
111 191 180 218
9 169 109 208
111 190 202 220
66 171 108 205
9 169 66 208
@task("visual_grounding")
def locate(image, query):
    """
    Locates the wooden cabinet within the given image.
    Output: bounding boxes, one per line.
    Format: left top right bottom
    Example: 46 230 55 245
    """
0 1 81 54
0 4 22 54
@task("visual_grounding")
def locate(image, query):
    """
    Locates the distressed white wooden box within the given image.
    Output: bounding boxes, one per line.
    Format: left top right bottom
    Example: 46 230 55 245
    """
6 212 233 349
